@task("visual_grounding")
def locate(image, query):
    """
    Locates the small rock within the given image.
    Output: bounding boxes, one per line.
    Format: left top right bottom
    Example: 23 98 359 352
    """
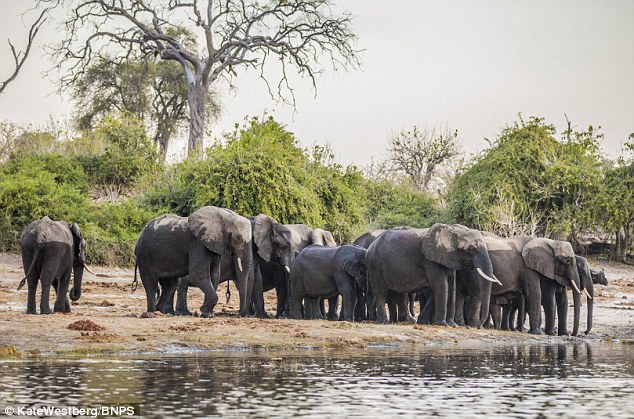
140 312 155 318
623 296 628 299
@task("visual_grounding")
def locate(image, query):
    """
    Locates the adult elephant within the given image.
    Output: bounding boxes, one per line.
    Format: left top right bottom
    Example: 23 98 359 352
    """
476 234 582 335
134 206 253 318
260 224 336 317
174 214 293 318
367 224 498 325
19 216 87 314
289 244 367 321
573 255 607 336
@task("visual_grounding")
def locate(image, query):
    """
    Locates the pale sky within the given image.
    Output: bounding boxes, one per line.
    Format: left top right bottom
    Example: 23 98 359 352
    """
1 1 633 165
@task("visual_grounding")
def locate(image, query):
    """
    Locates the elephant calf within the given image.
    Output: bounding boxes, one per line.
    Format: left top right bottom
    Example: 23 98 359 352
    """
289 244 367 322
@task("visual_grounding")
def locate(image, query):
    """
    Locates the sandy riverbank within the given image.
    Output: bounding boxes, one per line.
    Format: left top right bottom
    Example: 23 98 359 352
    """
0 252 632 356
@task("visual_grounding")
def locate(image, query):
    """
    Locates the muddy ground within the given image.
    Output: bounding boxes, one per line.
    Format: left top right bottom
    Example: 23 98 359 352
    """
0 253 632 356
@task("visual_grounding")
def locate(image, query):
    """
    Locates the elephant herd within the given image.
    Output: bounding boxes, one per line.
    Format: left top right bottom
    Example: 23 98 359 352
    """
17 209 608 336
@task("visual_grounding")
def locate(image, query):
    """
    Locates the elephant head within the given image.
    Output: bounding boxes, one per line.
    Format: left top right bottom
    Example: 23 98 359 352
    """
188 206 254 315
336 245 368 290
422 224 497 281
253 214 293 272
311 228 337 247
69 223 86 301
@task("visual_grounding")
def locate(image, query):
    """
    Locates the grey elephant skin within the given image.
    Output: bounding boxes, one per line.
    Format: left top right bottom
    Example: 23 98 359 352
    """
134 206 253 318
259 224 336 317
367 224 496 325
353 229 414 322
574 255 608 336
462 234 582 335
289 244 367 321
174 214 293 318
19 216 86 314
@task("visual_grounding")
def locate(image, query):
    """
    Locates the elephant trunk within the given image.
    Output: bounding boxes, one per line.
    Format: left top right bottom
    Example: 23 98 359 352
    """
474 250 495 327
234 246 253 317
585 281 594 335
572 283 581 336
70 263 84 301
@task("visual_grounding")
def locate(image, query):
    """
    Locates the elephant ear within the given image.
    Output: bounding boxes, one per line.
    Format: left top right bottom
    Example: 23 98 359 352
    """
253 214 275 262
312 228 336 246
188 206 226 255
522 238 555 279
421 224 462 270
336 245 365 278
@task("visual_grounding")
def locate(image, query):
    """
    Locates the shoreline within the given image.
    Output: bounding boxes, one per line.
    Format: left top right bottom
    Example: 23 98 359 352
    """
1 252 633 358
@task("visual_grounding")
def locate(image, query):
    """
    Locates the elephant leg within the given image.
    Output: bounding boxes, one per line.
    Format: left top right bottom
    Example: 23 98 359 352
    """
339 288 355 322
39 278 53 315
446 274 456 326
251 265 268 319
175 277 192 316
432 279 449 327
327 296 339 321
53 270 71 314
490 303 501 329
396 293 415 323
501 305 511 331
157 277 177 315
387 296 397 323
139 264 159 314
26 276 38 314
541 280 556 336
417 293 434 324
508 305 517 331
374 290 389 324
524 279 542 335
454 291 466 326
354 288 366 321
516 295 526 331
556 287 569 336
197 279 218 318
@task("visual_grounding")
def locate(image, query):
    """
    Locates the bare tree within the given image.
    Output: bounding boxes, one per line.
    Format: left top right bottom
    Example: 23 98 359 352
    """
0 9 48 96
39 0 360 155
387 124 460 193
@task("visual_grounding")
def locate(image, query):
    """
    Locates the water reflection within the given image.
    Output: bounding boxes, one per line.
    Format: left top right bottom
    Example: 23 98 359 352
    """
1 343 633 418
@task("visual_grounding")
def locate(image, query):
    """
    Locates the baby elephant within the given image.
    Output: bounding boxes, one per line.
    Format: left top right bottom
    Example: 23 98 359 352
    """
289 244 367 321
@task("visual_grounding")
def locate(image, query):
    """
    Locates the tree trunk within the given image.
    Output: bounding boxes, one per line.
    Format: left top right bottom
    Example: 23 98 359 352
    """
187 82 207 155
615 227 627 262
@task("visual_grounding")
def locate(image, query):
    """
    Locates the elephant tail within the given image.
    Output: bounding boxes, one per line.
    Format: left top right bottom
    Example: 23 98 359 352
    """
18 245 41 291
132 260 139 292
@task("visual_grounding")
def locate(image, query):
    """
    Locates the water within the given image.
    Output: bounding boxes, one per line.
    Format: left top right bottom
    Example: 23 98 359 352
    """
1 343 633 418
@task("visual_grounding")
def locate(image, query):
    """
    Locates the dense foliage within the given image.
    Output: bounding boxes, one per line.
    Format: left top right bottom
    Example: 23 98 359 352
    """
1 114 631 265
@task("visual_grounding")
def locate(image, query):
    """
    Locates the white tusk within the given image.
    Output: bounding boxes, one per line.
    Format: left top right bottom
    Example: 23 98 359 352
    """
570 280 581 294
237 257 243 272
476 267 499 284
83 264 97 275
285 265 291 274
492 274 503 286
584 289 592 300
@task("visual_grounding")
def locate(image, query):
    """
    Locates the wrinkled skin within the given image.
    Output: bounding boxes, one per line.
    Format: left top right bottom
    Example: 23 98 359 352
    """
482 234 582 335
134 206 253 318
289 244 367 322
260 224 336 317
173 214 293 318
573 255 608 336
353 228 415 323
367 224 495 326
20 216 86 314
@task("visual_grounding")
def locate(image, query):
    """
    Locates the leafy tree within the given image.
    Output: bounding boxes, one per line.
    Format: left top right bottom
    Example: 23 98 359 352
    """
42 0 360 155
598 135 634 261
72 53 221 158
447 116 604 242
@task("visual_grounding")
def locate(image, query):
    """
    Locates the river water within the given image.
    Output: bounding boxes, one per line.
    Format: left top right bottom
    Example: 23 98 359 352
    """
1 343 633 418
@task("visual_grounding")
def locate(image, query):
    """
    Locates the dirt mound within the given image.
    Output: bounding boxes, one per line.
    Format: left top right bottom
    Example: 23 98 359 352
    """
67 320 106 331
